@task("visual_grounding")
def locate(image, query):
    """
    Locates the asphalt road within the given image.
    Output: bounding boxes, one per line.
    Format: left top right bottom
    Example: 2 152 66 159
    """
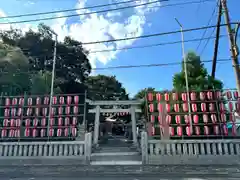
0 165 240 179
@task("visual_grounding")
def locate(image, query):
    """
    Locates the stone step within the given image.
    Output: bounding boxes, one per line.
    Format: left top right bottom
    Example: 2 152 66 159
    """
90 160 142 165
91 154 142 162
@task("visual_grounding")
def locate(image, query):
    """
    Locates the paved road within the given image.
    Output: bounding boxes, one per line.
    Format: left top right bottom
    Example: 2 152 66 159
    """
1 165 240 179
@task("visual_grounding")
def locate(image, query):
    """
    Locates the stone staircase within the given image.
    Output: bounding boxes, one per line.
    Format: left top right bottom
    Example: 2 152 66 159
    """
90 135 142 165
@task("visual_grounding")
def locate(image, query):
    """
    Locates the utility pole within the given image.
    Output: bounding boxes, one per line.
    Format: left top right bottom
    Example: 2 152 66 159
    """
220 0 240 93
211 1 222 78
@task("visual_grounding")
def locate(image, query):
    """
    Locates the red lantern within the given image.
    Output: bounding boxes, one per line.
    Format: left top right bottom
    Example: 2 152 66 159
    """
181 93 187 101
166 104 171 112
40 129 45 137
156 93 161 101
203 114 208 124
42 108 48 116
50 107 55 116
219 103 225 112
66 106 71 115
25 119 30 127
10 119 15 127
36 97 41 105
17 108 22 116
1 129 7 137
12 98 17 105
15 129 20 137
182 103 188 112
57 129 62 136
211 114 217 124
49 128 54 136
59 96 64 104
175 115 181 124
166 115 172 124
164 93 169 101
201 103 206 112
50 118 54 126
41 118 46 127
5 98 10 106
207 91 213 100
149 104 154 112
229 113 236 122
9 130 14 137
209 103 215 112
72 127 77 137
11 108 16 116
157 103 163 112
74 96 79 104
3 119 8 127
228 102 233 112
4 109 10 117
53 96 57 105
33 118 38 127
26 108 32 116
72 117 77 126
226 91 232 100
191 103 197 112
150 115 155 123
64 128 69 137
58 107 63 115
200 92 205 100
16 119 21 127
195 126 200 135
169 126 174 136
190 92 196 101
193 115 199 124
44 96 49 105
213 125 220 135
35 108 39 116
32 129 37 137
65 117 70 126
58 117 63 126
186 126 192 136
177 126 182 136
184 115 190 124
223 124 228 135
24 128 30 137
157 115 162 124
172 93 178 101
235 102 240 113
233 91 239 100
27 98 32 106
73 106 78 114
174 104 179 112
19 98 24 106
67 96 72 105
220 113 226 123
204 126 209 135
147 93 153 101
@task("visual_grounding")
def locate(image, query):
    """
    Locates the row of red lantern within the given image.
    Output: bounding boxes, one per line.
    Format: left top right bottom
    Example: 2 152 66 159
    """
1 127 77 138
4 96 81 106
150 113 235 125
2 117 78 127
149 102 238 113
102 112 130 116
149 125 235 136
147 91 239 102
4 106 80 117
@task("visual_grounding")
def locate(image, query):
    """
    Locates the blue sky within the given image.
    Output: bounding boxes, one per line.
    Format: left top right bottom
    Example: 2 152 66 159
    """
0 0 239 96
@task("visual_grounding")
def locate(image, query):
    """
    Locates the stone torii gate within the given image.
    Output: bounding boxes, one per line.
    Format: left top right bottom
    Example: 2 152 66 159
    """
87 99 142 145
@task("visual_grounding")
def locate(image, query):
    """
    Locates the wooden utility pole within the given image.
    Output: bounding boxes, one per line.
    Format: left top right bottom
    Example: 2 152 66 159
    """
220 0 240 93
211 2 222 78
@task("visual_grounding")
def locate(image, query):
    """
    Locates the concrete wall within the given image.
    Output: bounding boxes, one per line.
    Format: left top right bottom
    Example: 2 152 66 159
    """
141 131 240 165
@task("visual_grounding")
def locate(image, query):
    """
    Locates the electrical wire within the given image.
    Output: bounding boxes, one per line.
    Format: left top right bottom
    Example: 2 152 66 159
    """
200 26 217 55
195 0 218 52
0 0 216 25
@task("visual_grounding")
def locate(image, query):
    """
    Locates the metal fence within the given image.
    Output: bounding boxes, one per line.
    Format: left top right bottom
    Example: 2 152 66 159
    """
146 89 240 139
0 93 87 141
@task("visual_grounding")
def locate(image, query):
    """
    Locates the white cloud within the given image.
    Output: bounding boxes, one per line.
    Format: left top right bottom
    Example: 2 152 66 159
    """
0 0 161 68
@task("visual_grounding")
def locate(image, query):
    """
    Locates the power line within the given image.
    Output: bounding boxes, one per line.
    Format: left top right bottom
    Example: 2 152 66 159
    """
200 25 217 55
0 0 215 25
196 0 218 52
81 23 238 45
92 58 231 70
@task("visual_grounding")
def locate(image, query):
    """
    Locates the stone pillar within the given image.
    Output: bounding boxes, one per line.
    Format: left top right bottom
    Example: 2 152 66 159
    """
84 132 92 164
131 105 137 144
93 105 100 145
141 131 148 164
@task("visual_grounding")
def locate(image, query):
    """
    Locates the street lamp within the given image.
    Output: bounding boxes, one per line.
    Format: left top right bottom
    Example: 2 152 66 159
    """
174 18 193 133
47 29 58 139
